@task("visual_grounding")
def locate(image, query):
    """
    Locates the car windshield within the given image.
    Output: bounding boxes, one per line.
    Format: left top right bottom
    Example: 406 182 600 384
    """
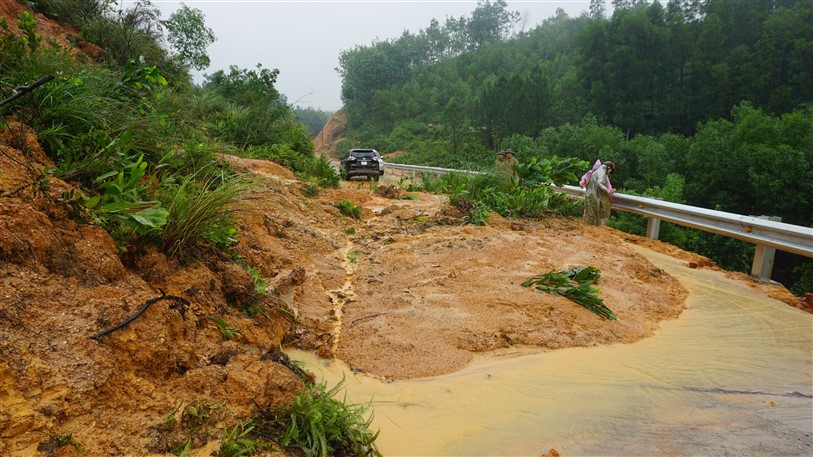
351 152 376 159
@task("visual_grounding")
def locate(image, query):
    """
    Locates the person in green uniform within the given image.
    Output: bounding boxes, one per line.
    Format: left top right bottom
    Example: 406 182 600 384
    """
495 149 518 187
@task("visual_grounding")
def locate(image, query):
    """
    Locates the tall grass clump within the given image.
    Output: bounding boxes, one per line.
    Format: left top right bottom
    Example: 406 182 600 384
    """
31 0 108 30
158 170 249 258
254 378 381 457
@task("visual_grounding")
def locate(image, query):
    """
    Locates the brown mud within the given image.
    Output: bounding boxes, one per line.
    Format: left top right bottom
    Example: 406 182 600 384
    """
2 119 805 456
0 8 807 449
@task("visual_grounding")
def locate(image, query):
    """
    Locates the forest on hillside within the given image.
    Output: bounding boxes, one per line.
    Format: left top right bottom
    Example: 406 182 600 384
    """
335 0 813 294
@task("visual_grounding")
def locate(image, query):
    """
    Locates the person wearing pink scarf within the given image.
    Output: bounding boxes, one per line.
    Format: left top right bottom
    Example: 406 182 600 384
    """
579 160 616 225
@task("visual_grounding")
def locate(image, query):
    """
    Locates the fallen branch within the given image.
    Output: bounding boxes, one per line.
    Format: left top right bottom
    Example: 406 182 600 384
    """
403 211 428 221
89 289 189 340
262 348 313 385
0 75 55 110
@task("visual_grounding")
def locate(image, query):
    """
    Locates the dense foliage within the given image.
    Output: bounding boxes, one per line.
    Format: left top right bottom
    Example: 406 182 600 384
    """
336 0 812 294
1 0 337 258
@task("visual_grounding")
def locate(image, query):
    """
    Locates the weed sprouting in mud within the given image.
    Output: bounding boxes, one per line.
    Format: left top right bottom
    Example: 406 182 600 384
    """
209 316 241 339
335 199 362 219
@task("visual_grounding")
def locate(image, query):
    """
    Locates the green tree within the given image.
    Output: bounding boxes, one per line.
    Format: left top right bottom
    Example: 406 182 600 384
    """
162 4 216 71
752 2 813 114
465 0 520 50
685 103 813 227
443 96 465 155
202 64 311 154
294 106 332 138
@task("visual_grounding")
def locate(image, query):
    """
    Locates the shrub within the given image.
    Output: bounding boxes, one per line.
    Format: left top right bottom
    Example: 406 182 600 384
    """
158 170 248 258
301 155 340 188
790 263 813 298
85 152 168 243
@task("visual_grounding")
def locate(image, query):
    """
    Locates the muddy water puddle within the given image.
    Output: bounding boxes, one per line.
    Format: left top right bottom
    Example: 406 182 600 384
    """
288 247 813 456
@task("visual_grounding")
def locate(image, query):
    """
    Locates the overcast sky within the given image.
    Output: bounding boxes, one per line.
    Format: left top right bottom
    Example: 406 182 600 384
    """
149 1 593 111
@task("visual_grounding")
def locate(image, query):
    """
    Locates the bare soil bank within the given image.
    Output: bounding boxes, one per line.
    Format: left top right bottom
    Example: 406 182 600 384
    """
1 122 804 456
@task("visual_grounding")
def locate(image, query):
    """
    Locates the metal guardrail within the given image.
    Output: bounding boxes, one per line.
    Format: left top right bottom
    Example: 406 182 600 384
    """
382 162 813 279
383 162 483 177
552 185 813 259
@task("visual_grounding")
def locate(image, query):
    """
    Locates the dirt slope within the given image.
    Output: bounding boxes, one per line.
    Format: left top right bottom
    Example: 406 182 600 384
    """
1 116 805 456
312 109 346 159
0 1 106 63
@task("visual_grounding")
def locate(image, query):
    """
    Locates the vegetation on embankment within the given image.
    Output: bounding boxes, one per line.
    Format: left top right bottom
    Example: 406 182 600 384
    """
1 1 338 257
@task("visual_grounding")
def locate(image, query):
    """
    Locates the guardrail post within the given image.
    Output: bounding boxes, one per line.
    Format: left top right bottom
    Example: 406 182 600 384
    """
645 217 661 240
750 216 781 282
645 198 663 240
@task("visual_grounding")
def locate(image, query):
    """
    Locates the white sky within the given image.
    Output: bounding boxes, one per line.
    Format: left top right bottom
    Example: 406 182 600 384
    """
148 1 593 111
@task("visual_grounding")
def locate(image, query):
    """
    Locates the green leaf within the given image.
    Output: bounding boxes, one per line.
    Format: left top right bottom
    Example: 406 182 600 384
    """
524 266 616 320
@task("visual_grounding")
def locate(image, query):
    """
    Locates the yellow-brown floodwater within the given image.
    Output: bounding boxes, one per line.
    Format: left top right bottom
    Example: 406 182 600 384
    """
289 246 813 456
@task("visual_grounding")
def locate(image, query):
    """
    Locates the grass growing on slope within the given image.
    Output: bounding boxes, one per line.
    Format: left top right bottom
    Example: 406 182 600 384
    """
158 170 249 258
253 377 380 457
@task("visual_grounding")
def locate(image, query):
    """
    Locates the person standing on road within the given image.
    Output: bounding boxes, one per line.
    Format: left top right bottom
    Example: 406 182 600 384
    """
581 160 616 225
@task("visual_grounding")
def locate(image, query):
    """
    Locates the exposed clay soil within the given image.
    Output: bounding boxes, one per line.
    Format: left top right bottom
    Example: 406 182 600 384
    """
312 109 346 159
0 1 106 64
2 116 806 456
2 4 809 447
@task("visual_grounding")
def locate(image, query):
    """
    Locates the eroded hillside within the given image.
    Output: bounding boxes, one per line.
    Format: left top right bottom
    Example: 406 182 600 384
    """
1 118 805 456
